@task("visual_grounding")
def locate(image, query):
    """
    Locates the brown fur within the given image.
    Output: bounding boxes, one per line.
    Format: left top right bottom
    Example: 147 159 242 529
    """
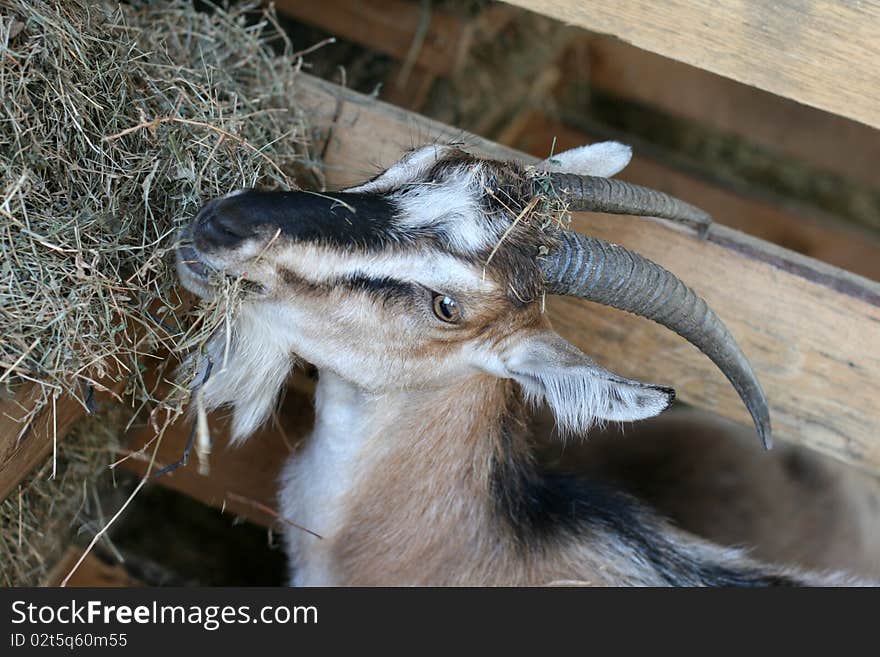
331 376 515 585
287 370 872 585
542 407 880 579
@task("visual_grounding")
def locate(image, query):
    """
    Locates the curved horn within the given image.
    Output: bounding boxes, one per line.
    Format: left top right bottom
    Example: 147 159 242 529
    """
541 230 771 449
537 173 713 236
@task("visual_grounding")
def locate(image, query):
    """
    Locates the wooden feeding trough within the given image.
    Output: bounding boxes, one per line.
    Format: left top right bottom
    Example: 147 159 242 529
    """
2 0 879 585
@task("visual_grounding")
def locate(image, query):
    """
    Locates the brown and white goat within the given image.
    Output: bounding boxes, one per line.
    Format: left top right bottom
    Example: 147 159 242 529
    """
176 142 870 586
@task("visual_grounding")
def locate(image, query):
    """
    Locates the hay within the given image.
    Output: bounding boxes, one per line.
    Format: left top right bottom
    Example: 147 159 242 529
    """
0 408 122 586
0 0 318 584
0 0 313 420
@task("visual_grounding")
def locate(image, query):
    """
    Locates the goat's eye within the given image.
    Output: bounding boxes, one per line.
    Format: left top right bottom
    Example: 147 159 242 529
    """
432 294 461 323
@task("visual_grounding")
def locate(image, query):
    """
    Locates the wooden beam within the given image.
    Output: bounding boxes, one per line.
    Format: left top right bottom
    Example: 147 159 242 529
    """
273 0 477 77
577 35 880 191
380 63 437 113
121 376 316 528
0 377 127 504
502 0 880 131
0 387 86 503
44 546 145 587
503 111 880 282
294 74 880 474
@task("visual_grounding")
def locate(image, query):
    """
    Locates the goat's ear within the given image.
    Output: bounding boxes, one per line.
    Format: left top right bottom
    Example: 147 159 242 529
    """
537 141 632 177
498 331 674 434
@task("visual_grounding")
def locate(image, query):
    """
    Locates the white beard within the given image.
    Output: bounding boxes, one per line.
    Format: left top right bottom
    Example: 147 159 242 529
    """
186 300 298 443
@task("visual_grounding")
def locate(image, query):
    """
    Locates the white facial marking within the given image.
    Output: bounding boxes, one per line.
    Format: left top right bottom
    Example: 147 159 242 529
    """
353 150 499 254
274 244 493 295
345 143 457 194
391 166 499 252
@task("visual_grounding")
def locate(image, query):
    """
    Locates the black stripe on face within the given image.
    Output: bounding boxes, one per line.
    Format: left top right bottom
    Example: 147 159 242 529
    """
277 268 417 303
214 190 401 250
343 275 416 303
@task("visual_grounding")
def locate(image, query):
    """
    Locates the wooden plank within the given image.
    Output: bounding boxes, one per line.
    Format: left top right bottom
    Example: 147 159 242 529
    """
294 74 880 474
504 111 880 282
0 378 126 504
381 63 437 113
0 387 86 503
120 376 315 528
44 546 144 587
273 0 475 77
577 35 880 190
502 0 880 131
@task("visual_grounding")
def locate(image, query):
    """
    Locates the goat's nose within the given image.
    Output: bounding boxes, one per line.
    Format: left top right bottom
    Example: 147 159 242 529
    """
195 198 258 249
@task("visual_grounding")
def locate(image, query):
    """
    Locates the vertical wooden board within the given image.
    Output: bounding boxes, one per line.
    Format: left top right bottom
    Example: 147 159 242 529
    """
273 0 472 77
293 74 880 474
502 0 880 130
381 63 437 112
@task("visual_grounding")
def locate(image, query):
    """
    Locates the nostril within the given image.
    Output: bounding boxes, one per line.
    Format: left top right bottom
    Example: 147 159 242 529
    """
214 214 248 239
195 197 220 225
196 203 255 248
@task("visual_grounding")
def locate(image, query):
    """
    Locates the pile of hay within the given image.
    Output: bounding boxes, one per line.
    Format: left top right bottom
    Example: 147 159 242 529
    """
0 408 123 586
0 0 312 418
0 0 316 584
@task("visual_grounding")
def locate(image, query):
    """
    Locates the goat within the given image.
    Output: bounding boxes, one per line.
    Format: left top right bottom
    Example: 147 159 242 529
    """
176 142 867 585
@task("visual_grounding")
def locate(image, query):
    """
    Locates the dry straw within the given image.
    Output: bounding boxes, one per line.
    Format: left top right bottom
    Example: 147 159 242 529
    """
0 408 122 586
0 0 311 417
0 0 316 583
